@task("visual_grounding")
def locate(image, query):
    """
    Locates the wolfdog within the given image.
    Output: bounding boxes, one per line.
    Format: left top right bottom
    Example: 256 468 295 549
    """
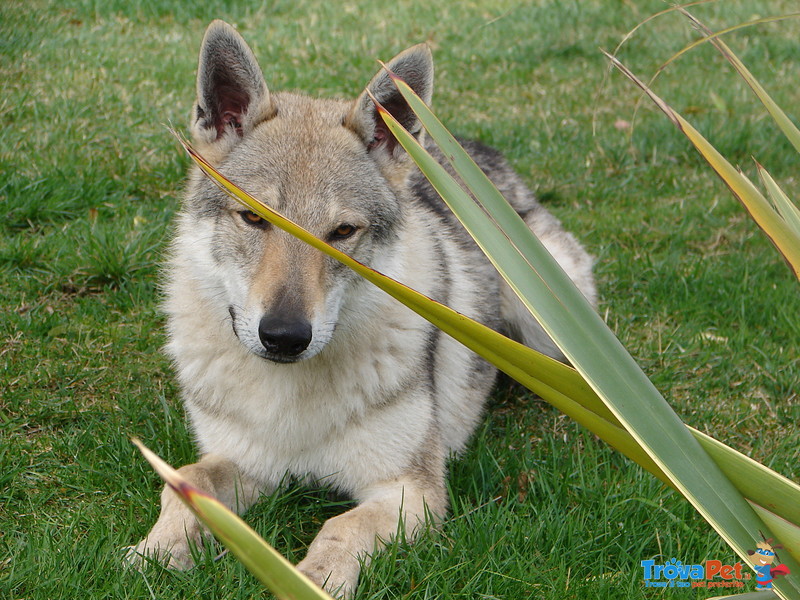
126 19 597 597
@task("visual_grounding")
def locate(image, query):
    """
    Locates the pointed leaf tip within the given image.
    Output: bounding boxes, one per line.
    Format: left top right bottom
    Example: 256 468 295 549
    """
170 128 206 167
132 438 177 483
365 88 388 114
132 438 211 501
377 59 401 83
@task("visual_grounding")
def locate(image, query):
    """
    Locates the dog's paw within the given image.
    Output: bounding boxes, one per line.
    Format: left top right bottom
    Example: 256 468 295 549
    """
123 535 198 571
296 551 360 599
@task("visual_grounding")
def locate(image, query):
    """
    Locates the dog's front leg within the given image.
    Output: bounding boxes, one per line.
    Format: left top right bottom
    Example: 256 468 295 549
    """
297 476 447 598
126 453 260 570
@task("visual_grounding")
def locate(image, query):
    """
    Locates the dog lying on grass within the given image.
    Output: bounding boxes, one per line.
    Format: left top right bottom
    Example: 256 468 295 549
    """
126 19 596 597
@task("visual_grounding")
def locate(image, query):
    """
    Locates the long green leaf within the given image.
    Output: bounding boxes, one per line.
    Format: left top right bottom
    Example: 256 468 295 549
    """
132 440 334 600
692 429 800 529
374 67 548 275
381 81 800 537
376 72 800 597
750 504 800 562
692 428 800 567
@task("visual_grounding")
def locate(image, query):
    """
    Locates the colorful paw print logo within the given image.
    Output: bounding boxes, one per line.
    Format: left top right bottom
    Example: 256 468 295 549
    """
748 539 790 589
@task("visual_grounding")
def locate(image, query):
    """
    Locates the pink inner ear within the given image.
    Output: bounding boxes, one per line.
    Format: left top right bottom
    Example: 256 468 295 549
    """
367 120 397 152
212 84 249 139
368 128 387 150
220 111 243 137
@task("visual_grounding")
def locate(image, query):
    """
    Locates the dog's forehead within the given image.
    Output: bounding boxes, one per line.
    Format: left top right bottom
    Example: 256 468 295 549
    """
230 94 382 180
212 92 392 223
270 92 351 126
234 93 364 175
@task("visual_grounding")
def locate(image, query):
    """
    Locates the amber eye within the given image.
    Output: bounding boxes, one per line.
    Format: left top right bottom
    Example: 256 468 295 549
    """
330 224 358 240
239 210 268 229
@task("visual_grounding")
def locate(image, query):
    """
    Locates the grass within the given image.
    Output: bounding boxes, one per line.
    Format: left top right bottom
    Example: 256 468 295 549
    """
1 0 799 598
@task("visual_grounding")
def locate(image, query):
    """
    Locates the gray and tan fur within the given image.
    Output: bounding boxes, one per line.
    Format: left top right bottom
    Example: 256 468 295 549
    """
126 20 597 597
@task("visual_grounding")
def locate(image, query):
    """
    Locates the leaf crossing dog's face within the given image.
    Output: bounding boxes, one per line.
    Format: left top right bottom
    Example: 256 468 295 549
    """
184 21 433 363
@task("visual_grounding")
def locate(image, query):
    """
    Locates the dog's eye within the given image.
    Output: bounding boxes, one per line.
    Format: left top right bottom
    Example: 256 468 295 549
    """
239 210 269 229
330 224 358 241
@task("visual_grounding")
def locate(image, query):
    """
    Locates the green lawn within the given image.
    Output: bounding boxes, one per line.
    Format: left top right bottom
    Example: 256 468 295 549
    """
2 1 799 598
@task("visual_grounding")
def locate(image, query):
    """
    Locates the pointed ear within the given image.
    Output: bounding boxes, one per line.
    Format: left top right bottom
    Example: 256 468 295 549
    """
347 44 433 161
190 20 274 156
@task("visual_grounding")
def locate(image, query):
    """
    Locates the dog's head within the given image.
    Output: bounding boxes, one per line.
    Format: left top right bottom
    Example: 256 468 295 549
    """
178 20 433 363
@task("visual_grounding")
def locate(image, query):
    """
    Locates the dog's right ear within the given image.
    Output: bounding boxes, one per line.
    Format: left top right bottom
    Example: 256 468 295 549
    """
190 20 274 161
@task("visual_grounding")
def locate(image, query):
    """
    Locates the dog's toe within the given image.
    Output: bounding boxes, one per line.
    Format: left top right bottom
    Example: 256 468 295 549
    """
297 556 358 599
123 538 197 571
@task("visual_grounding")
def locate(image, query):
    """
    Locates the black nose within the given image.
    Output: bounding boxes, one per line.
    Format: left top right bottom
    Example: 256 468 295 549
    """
258 314 312 358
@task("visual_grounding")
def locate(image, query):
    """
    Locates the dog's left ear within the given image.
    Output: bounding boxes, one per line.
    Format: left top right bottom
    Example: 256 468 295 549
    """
347 44 433 161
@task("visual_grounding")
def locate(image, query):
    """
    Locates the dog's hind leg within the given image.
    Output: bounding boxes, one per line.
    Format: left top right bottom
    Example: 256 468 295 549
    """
296 470 447 598
124 454 261 570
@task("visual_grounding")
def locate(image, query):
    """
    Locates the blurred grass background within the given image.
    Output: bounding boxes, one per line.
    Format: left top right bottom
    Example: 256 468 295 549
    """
1 1 798 598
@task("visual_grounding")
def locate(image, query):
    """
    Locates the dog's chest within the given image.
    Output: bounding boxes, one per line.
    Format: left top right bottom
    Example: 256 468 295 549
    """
171 305 435 492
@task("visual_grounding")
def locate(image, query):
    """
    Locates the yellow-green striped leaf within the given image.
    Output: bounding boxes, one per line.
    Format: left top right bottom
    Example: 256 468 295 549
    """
758 164 800 238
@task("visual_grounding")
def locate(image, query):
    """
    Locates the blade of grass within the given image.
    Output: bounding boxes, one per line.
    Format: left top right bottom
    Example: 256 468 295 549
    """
132 439 334 600
633 13 799 117
374 73 800 597
610 0 718 57
607 9 799 139
604 52 800 281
